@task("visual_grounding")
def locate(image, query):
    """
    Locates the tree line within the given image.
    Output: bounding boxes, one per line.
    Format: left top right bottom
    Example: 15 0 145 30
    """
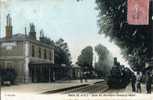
77 0 153 71
39 30 72 66
77 44 113 78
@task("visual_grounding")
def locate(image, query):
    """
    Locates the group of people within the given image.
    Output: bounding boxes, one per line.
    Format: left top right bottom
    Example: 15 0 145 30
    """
80 71 88 83
131 71 152 94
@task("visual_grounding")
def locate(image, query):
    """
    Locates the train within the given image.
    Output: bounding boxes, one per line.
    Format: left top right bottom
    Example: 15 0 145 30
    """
107 64 132 89
0 68 17 85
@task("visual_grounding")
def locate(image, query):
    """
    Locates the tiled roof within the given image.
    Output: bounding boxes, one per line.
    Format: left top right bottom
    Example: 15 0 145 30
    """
0 33 54 49
0 33 28 41
12 33 27 40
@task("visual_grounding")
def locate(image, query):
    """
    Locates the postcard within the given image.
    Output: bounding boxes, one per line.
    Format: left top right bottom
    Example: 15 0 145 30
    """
0 0 152 100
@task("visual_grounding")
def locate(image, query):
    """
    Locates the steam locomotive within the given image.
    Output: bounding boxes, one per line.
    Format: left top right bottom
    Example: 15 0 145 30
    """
107 64 132 89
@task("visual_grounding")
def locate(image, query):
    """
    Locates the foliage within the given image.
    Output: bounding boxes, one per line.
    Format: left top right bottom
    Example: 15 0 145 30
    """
77 46 93 71
77 0 153 70
39 30 72 65
94 44 113 77
54 38 72 65
95 0 153 71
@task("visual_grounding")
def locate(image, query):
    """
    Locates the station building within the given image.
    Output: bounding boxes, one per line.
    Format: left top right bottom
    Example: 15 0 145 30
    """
0 14 54 83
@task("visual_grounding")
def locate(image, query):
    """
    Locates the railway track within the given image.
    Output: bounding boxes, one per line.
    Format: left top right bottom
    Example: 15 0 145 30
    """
43 81 109 94
63 81 108 93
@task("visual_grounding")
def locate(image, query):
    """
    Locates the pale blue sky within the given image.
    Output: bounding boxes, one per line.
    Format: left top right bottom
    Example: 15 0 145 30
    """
0 0 128 66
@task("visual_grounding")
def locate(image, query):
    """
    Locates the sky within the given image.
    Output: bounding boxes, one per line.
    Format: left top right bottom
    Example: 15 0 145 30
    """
0 0 129 66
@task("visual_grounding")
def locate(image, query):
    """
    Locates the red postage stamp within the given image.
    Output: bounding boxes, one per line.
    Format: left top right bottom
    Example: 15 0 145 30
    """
128 0 149 25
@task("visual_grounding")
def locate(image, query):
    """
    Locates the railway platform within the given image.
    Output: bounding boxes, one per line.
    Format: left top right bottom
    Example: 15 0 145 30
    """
2 81 153 100
1 79 104 94
2 80 153 95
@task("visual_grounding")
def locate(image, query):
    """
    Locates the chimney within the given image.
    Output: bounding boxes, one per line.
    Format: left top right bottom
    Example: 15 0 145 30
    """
114 57 117 65
5 14 12 40
29 23 36 40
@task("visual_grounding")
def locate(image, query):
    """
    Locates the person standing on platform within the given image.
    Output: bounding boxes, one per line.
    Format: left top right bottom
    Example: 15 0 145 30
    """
80 70 83 83
131 72 136 92
136 71 142 93
146 71 152 94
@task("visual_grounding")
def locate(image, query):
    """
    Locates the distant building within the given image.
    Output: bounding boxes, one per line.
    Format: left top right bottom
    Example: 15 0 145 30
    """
72 64 81 79
0 14 54 83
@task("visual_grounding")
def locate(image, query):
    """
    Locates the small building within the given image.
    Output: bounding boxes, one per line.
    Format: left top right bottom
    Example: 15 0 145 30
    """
72 64 81 79
0 14 54 83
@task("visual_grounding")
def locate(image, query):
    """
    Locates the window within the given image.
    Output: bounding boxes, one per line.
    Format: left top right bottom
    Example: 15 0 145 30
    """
32 45 35 57
49 51 52 61
39 47 41 58
44 49 47 59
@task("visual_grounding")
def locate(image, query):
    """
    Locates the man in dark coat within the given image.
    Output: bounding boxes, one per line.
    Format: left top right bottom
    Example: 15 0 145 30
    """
131 72 136 92
136 71 142 93
146 71 152 94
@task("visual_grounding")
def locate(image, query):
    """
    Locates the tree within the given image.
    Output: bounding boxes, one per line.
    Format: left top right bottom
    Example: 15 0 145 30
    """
77 0 153 71
77 46 93 72
39 31 72 65
54 38 72 65
95 44 113 78
95 0 153 71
